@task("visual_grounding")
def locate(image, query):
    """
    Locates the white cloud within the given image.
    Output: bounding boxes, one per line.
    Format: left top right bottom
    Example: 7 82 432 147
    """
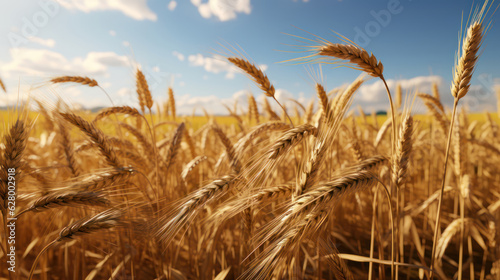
65 87 82 97
1 48 129 78
172 51 185 61
187 53 267 80
356 75 442 103
173 87 300 115
117 87 132 97
101 82 112 88
109 30 116 36
57 0 157 21
347 75 445 113
259 88 298 112
168 1 177 11
28 37 56 48
191 0 251 21
176 93 222 115
188 53 238 79
198 4 212 18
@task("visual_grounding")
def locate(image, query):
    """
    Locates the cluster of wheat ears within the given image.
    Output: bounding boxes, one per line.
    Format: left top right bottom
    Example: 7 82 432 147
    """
1 2 500 280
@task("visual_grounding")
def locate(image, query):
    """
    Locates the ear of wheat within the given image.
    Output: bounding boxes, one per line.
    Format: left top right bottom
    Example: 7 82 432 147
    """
17 191 109 218
0 120 28 202
61 112 121 168
51 76 98 87
228 57 275 98
136 69 153 112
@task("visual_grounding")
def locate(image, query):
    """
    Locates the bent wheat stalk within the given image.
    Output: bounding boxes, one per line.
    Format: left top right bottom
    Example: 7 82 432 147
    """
15 191 109 218
28 209 122 280
228 57 294 126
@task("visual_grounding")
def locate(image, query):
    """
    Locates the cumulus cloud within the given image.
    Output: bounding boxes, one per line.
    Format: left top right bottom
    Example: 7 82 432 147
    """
347 75 445 113
188 53 238 79
191 0 251 21
65 87 82 97
172 51 185 61
28 37 56 48
117 87 132 97
357 75 442 103
168 0 177 11
187 53 267 79
57 0 157 21
173 87 300 115
1 48 129 78
175 93 223 115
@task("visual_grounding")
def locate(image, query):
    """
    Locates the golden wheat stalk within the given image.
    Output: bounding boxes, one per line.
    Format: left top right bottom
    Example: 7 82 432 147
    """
431 4 489 276
16 191 109 218
228 57 274 97
332 75 365 118
0 77 6 92
75 167 135 191
28 209 122 280
316 83 329 118
119 122 156 165
51 76 98 87
432 82 441 100
156 175 236 245
262 96 281 121
181 155 208 182
61 113 121 168
317 43 384 78
168 87 176 120
165 122 185 171
57 120 80 177
395 84 402 110
417 93 445 114
244 171 376 280
228 57 294 126
451 22 483 100
212 125 242 173
92 106 141 124
268 124 318 160
247 94 259 124
0 120 27 202
135 70 150 112
392 115 413 188
234 122 291 159
183 128 197 159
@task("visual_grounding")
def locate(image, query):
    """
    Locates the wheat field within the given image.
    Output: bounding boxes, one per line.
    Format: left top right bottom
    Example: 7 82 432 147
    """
1 2 500 280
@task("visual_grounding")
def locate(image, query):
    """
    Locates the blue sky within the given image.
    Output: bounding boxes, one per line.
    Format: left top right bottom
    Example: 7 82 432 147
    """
0 0 499 114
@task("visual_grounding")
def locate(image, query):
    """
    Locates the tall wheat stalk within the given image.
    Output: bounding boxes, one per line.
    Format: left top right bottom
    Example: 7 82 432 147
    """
430 3 489 278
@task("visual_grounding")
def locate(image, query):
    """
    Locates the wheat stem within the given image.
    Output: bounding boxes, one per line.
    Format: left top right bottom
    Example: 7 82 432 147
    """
430 98 458 279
